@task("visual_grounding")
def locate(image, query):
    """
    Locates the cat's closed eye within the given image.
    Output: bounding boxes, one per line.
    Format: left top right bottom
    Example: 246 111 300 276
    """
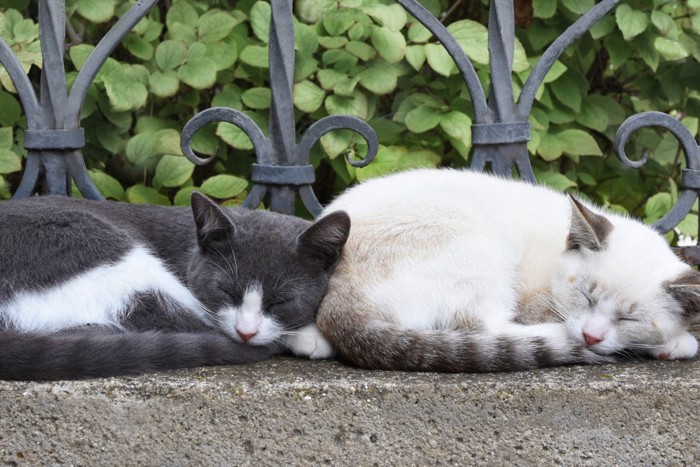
618 316 638 323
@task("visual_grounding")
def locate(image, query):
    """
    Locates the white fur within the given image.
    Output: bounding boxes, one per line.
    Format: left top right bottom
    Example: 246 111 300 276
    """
218 285 283 345
0 246 206 332
285 323 335 359
323 169 697 360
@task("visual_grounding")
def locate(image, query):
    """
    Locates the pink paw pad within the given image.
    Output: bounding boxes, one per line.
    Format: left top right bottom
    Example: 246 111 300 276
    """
658 352 670 360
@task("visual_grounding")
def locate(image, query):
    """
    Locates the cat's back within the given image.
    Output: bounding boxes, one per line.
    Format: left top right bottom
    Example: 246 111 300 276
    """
323 169 570 236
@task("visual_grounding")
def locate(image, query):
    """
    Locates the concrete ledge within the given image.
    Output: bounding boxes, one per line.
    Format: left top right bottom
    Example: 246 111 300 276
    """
1 357 699 465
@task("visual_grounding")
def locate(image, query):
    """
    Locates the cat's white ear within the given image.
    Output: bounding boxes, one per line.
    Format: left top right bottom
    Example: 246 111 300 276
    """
190 191 234 248
665 270 700 316
298 211 351 270
567 195 613 251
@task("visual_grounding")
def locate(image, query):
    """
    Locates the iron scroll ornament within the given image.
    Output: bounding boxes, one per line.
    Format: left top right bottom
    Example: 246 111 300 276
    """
181 108 378 217
615 111 700 237
181 0 378 217
0 0 158 199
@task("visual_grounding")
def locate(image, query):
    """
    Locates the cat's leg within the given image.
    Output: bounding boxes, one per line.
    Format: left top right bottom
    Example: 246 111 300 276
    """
651 332 698 360
284 323 335 359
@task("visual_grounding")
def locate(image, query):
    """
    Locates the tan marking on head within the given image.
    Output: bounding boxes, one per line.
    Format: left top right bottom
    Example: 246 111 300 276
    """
567 276 575 283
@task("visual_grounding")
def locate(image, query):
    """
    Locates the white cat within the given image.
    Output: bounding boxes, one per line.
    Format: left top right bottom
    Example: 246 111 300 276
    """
316 169 700 372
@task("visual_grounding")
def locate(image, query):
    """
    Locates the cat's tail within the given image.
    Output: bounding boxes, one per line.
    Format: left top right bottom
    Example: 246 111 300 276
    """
0 329 271 381
319 317 612 373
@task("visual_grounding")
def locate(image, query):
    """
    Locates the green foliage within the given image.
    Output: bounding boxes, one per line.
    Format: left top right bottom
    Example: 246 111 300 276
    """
0 0 698 241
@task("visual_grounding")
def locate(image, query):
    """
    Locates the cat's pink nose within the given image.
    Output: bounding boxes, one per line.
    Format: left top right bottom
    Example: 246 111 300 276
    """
237 330 257 343
583 332 601 347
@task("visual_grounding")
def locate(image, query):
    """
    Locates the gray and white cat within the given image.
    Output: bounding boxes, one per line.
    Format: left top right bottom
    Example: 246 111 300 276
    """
316 169 700 372
0 192 348 380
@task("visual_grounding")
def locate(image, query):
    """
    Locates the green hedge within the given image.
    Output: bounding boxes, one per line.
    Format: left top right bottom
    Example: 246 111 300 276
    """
1 0 699 236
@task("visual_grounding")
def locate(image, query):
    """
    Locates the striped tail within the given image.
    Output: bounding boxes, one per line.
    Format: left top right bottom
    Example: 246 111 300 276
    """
0 329 271 381
319 318 611 372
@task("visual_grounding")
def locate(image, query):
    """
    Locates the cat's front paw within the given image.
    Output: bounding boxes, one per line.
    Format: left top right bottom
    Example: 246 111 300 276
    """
652 332 698 360
287 324 336 360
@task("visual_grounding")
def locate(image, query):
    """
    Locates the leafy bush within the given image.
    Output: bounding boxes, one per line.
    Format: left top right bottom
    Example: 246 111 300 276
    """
0 0 699 236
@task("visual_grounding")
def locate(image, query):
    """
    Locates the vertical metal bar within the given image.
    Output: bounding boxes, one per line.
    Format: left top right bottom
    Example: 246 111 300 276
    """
266 0 296 214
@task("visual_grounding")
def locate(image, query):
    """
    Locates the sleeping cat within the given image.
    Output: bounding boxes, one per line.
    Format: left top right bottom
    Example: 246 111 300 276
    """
0 192 348 380
316 169 700 372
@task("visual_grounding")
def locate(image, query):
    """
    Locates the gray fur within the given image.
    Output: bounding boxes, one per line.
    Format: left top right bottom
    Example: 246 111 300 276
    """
0 194 350 380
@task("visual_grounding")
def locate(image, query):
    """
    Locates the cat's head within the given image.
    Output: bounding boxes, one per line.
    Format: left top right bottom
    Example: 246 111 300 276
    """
551 196 699 359
186 192 350 348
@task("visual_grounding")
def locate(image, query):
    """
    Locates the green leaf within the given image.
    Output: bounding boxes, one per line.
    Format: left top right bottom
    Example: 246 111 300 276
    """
88 171 125 201
69 44 95 71
405 45 426 71
77 0 115 23
405 105 442 133
356 145 440 181
0 149 21 174
154 128 183 156
439 111 472 143
155 40 187 71
447 20 489 66
153 155 195 188
537 172 577 191
317 69 347 90
677 214 698 238
561 0 594 15
363 4 407 32
590 16 616 39
370 26 406 63
149 71 180 98
323 10 356 36
538 133 563 161
174 186 199 206
250 1 272 43
123 34 153 61
216 122 254 150
358 62 397 95
166 2 199 29
206 41 238 71
319 36 349 49
551 75 582 112
126 132 158 166
0 91 21 126
293 80 326 113
0 127 11 149
424 44 455 77
557 130 603 156
241 87 271 109
408 22 432 43
198 11 237 43
321 130 354 159
654 37 689 61
200 174 248 199
651 11 675 35
615 5 649 40
542 60 567 83
345 41 375 61
127 184 171 206
103 68 148 111
645 192 672 223
325 91 369 119
239 45 269 68
576 97 609 132
178 57 217 89
533 0 557 19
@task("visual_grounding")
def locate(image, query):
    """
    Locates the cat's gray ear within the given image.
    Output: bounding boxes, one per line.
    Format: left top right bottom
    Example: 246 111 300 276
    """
665 270 700 316
567 195 613 251
190 191 234 248
298 211 351 270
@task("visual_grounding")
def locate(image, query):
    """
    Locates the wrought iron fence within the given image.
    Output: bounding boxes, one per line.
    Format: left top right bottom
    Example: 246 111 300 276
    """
1 0 699 259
